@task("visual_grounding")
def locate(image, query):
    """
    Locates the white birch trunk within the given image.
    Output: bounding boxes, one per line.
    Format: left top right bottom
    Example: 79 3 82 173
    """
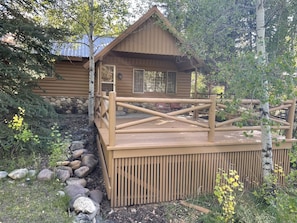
256 0 273 178
88 0 95 125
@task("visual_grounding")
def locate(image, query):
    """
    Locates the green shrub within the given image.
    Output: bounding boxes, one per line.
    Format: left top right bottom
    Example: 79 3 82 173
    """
1 107 40 156
48 124 71 168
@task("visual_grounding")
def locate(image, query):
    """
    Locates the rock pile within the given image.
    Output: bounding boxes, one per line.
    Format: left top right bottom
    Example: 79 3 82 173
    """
42 96 88 114
0 139 104 223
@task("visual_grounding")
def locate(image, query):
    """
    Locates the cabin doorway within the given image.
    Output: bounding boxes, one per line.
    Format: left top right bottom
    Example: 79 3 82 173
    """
101 64 116 94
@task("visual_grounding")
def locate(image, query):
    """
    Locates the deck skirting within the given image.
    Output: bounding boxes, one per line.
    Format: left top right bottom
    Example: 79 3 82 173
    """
97 135 290 207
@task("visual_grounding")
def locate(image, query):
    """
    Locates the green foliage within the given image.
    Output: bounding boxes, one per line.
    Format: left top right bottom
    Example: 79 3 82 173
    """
214 169 244 222
48 124 71 168
0 0 66 157
253 164 285 205
1 107 37 155
46 0 129 37
160 0 297 102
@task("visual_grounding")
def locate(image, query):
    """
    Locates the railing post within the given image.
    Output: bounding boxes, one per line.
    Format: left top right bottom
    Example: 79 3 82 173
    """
286 99 296 139
99 92 107 128
109 91 116 146
208 95 216 142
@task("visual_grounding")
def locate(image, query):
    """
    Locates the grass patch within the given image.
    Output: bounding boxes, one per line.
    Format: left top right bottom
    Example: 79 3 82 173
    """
164 201 202 223
0 154 72 223
184 183 297 223
0 178 72 223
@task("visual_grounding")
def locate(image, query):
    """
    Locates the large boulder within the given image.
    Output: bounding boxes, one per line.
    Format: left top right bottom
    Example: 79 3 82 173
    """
66 177 87 187
0 171 8 179
81 154 98 172
69 160 81 170
70 141 85 151
56 169 71 182
72 149 88 159
8 168 28 180
73 196 97 214
65 184 89 200
37 169 54 181
74 166 90 178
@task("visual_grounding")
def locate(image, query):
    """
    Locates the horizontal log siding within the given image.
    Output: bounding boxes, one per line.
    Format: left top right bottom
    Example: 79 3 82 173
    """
102 55 191 98
34 60 89 97
112 18 182 56
111 147 290 207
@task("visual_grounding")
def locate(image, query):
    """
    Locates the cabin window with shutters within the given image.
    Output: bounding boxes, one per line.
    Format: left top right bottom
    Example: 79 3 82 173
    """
133 69 176 94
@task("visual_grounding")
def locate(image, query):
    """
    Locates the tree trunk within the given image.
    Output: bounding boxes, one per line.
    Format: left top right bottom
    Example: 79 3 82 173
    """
256 0 273 178
88 0 95 125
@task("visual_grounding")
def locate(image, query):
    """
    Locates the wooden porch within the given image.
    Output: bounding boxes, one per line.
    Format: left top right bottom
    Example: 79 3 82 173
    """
95 92 296 207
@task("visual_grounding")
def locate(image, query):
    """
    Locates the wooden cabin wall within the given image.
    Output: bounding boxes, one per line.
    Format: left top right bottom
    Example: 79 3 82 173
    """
102 55 191 98
112 18 182 56
34 60 89 97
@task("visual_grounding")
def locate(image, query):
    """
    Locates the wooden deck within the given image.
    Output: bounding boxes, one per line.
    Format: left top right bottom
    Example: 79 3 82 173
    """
95 92 296 207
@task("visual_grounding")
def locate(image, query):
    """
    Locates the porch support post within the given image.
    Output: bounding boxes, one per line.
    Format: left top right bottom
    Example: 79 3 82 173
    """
99 91 107 128
109 91 116 146
208 95 216 142
286 99 296 139
98 61 102 94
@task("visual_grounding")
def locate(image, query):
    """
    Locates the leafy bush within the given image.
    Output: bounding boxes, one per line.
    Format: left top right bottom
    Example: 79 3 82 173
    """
214 169 244 223
0 91 58 157
48 124 71 168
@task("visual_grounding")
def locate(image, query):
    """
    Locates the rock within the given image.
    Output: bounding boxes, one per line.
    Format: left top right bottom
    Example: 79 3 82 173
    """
73 196 97 214
8 168 28 180
74 213 93 223
0 171 8 179
28 170 37 177
37 169 55 181
70 141 85 151
65 184 89 200
72 149 88 159
57 166 73 176
56 191 65 196
56 161 70 166
74 166 90 178
81 154 98 172
56 169 71 182
89 190 103 204
69 160 81 170
66 177 87 187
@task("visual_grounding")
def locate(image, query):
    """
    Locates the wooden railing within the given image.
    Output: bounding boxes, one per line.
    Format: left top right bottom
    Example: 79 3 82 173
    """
95 92 296 146
94 92 296 207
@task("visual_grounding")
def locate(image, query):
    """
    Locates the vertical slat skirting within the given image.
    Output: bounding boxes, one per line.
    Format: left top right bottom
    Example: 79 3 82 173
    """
112 149 290 207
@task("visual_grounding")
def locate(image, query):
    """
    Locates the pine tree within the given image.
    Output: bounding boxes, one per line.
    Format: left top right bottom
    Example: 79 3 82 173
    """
0 0 66 155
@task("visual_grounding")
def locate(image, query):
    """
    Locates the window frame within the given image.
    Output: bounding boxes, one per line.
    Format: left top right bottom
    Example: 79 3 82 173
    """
133 68 145 93
133 68 177 94
166 71 177 94
102 64 116 84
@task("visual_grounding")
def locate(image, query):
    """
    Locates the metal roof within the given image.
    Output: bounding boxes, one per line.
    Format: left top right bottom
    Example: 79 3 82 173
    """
52 35 115 58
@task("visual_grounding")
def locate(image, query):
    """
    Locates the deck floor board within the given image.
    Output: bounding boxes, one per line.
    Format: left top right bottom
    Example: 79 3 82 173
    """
98 115 266 149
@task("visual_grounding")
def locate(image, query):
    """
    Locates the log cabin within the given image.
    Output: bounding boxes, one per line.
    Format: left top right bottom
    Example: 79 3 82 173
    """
34 6 296 208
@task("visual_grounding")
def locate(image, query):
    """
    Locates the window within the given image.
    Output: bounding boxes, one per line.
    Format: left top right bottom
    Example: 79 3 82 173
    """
102 65 115 92
102 65 115 83
145 71 166 93
133 69 144 93
133 69 176 94
166 71 176 93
